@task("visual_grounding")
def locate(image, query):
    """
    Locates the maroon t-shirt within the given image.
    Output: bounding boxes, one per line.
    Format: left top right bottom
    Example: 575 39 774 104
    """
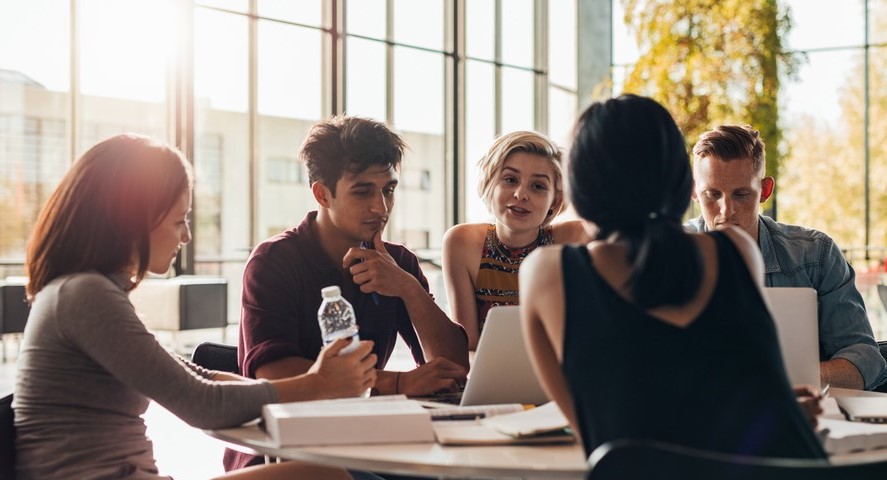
224 211 428 471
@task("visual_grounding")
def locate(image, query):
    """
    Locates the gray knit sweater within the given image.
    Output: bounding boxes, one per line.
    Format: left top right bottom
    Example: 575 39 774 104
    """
14 272 277 479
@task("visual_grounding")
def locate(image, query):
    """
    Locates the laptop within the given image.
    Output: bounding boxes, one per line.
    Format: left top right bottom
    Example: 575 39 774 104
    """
458 305 550 406
835 397 887 423
762 287 821 389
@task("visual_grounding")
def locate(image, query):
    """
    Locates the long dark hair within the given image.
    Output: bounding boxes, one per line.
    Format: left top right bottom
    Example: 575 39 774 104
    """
26 134 193 299
568 95 702 308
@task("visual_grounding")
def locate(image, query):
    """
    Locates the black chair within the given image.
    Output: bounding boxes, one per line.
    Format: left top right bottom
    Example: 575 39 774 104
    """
586 439 887 480
1 393 15 479
191 342 239 374
878 284 887 314
876 341 887 393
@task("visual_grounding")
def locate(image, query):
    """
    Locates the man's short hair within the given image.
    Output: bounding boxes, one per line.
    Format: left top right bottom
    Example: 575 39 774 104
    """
300 115 406 196
692 125 766 176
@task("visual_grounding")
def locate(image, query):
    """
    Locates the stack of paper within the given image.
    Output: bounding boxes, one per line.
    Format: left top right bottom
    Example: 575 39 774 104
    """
432 402 574 446
820 418 887 454
262 395 435 447
480 402 570 438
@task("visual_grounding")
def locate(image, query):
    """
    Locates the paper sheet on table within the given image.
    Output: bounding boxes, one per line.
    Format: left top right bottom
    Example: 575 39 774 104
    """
432 420 574 446
480 401 570 438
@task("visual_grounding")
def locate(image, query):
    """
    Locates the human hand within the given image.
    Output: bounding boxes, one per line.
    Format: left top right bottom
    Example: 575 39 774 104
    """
309 339 377 398
397 357 468 396
343 231 416 298
793 384 824 429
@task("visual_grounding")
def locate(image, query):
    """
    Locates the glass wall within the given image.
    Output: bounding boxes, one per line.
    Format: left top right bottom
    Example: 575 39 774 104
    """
0 0 574 321
611 0 887 336
0 1 70 277
462 0 576 224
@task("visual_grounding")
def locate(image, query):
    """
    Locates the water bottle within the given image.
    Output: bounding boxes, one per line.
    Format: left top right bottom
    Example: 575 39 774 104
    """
317 285 360 356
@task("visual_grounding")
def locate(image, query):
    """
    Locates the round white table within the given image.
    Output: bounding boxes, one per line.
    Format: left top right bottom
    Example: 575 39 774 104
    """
207 423 588 479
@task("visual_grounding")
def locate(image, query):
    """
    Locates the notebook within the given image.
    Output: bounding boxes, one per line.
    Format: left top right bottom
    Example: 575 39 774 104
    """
762 287 820 389
458 305 550 406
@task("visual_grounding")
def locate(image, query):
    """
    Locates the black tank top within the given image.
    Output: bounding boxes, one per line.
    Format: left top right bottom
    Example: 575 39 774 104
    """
561 232 826 459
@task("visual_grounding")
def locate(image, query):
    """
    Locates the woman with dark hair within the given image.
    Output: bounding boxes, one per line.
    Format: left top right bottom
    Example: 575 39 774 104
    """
520 95 826 460
15 134 377 479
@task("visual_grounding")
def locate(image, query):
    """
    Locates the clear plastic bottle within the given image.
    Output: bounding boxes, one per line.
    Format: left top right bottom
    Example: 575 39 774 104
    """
317 285 360 355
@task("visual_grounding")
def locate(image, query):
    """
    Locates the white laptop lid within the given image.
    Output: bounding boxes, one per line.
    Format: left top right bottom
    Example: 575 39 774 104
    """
762 287 820 389
835 397 887 423
460 306 550 406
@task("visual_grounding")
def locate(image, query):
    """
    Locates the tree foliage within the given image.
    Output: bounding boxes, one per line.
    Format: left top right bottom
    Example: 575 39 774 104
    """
621 0 797 184
780 14 887 253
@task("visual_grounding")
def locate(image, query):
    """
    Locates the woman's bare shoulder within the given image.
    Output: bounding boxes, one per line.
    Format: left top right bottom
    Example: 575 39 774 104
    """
443 223 489 247
551 220 593 244
522 245 565 283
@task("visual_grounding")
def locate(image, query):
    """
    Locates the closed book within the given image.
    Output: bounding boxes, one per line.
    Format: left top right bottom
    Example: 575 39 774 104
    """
820 418 887 454
262 397 435 447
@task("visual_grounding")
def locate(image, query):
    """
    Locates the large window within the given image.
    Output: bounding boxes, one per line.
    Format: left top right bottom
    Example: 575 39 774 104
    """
0 1 70 277
0 0 574 321
611 0 887 336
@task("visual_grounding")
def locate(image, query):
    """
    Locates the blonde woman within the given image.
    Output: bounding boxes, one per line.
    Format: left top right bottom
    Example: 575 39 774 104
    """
442 131 588 350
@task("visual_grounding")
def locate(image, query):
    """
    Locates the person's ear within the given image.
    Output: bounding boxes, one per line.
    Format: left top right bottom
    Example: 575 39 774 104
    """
311 182 332 207
760 176 775 203
548 192 564 218
690 179 699 202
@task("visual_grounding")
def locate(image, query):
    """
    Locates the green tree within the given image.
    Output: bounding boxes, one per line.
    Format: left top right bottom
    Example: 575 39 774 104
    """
780 26 887 256
779 114 864 247
620 0 796 193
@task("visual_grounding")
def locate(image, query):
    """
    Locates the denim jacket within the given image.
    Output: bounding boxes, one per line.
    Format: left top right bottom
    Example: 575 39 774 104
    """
687 215 887 390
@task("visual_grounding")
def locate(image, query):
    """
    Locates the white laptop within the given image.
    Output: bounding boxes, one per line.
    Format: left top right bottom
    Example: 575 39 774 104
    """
762 287 820 389
835 397 887 423
459 305 550 406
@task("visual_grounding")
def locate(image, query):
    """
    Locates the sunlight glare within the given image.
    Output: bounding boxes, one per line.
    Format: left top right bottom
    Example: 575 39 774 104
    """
79 0 178 103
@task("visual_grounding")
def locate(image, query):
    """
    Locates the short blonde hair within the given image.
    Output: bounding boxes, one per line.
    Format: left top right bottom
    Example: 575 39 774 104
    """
476 131 566 220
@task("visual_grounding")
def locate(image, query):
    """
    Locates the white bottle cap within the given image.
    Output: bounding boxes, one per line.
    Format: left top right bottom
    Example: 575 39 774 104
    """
321 285 341 299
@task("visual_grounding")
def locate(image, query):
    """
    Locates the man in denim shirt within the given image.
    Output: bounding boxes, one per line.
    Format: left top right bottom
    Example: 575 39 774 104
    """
687 125 886 390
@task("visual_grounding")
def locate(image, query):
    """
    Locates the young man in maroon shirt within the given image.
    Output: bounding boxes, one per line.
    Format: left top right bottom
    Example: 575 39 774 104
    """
225 116 469 472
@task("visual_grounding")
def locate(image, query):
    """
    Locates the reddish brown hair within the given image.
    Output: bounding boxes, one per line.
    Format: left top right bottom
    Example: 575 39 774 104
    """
26 134 193 299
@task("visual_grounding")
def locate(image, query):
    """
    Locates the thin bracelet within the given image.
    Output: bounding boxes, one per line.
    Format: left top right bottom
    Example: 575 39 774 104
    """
395 371 401 395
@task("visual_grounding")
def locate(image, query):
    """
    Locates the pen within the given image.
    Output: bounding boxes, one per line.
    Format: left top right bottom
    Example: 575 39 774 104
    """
432 413 486 421
821 384 830 398
360 241 381 306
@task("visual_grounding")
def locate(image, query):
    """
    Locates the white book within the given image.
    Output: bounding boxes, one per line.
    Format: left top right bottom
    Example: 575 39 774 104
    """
820 418 887 454
262 397 435 447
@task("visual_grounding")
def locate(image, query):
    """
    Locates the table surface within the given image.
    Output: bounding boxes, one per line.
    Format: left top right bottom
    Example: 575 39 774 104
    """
206 387 887 479
208 423 587 479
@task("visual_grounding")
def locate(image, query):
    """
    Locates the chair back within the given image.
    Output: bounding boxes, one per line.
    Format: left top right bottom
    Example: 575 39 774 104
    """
1 393 15 479
878 284 887 313
191 342 239 374
876 339 887 393
587 439 887 480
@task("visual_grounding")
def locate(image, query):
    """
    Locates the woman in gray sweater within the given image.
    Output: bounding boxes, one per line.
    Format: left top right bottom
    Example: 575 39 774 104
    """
14 134 377 480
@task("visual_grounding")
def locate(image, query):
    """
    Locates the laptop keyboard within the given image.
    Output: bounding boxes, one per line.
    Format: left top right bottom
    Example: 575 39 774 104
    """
415 384 466 405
